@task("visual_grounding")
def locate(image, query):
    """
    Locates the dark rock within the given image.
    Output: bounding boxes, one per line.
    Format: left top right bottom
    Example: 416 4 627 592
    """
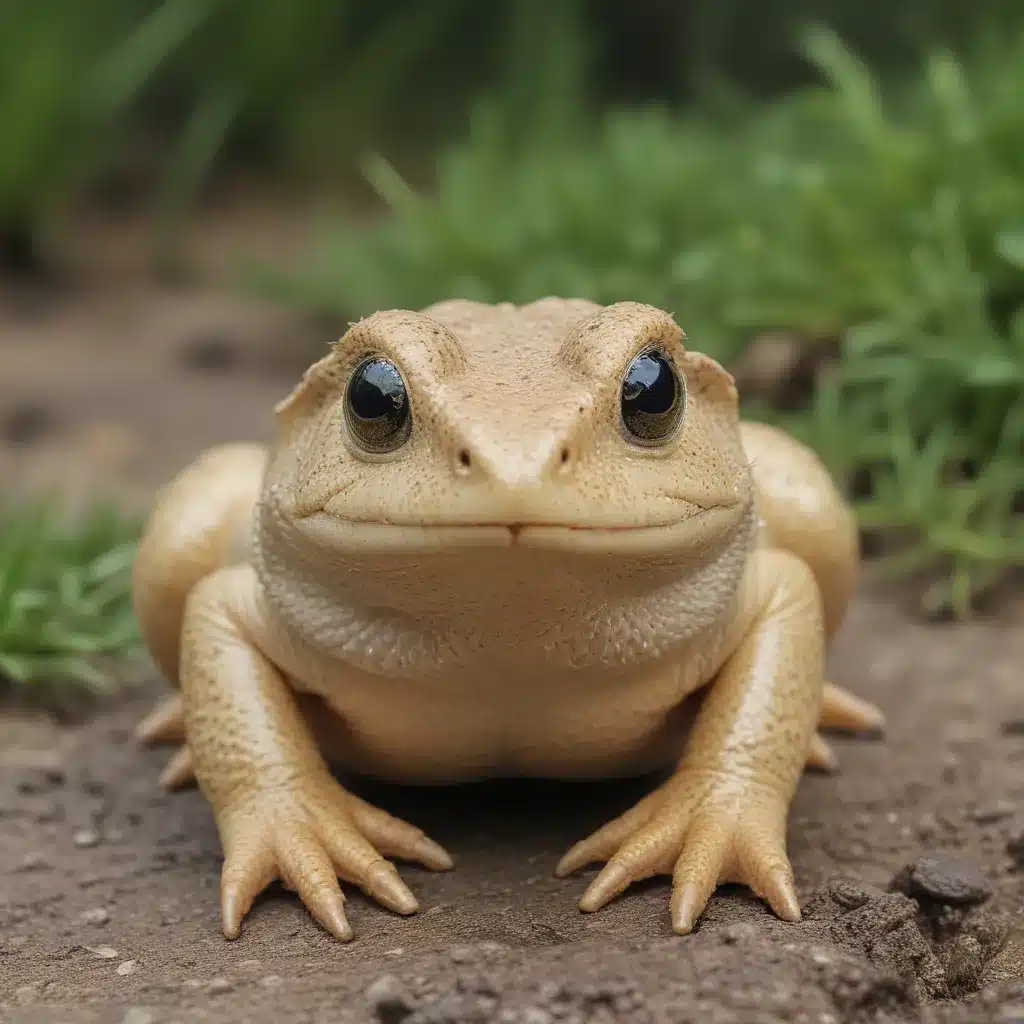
891 854 992 907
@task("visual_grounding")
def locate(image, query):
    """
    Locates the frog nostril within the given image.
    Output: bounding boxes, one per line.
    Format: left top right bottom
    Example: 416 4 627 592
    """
557 444 572 471
456 448 472 475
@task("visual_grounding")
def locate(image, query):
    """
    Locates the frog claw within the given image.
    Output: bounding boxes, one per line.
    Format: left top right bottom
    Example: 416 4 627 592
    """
215 772 450 941
136 693 186 745
805 732 839 773
159 745 196 790
561 771 800 934
820 681 884 734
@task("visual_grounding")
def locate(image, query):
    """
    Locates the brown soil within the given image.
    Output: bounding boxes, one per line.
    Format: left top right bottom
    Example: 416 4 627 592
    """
0 206 1022 1024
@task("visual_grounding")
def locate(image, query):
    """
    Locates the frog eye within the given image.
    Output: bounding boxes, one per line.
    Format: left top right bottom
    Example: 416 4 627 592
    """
344 356 412 453
620 347 685 447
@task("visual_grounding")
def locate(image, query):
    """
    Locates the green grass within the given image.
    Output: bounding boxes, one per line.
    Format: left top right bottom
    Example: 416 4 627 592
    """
0 501 143 704
252 24 1024 616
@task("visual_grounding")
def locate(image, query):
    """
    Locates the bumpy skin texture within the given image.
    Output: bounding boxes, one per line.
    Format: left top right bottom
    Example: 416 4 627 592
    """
132 298 885 943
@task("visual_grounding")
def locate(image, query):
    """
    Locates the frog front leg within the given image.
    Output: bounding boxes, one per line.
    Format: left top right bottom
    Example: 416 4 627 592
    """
179 563 452 941
556 547 824 933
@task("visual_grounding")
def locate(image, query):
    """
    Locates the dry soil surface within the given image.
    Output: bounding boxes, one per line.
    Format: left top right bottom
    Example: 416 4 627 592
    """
0 212 1022 1024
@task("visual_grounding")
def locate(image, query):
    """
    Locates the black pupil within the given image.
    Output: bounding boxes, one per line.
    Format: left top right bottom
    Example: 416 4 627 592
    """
621 350 682 443
346 358 409 450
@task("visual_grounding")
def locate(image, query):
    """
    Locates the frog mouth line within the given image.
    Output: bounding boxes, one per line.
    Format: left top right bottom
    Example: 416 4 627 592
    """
296 506 741 554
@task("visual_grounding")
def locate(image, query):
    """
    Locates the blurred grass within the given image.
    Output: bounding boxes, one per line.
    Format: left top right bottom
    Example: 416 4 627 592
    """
0 0 484 270
0 0 218 269
253 20 1024 616
4 0 1023 270
0 501 143 705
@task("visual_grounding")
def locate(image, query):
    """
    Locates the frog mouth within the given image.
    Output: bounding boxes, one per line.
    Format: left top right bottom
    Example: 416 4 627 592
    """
296 505 744 556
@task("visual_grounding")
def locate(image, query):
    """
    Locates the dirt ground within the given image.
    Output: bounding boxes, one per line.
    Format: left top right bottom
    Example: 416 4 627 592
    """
0 205 1022 1024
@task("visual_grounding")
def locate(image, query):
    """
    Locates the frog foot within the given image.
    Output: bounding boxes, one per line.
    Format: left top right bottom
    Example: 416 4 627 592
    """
135 695 195 789
216 771 453 941
136 692 185 745
555 768 800 934
808 681 886 773
821 681 885 733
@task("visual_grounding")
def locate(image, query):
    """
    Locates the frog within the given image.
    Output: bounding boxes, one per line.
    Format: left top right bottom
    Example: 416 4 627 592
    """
131 298 884 942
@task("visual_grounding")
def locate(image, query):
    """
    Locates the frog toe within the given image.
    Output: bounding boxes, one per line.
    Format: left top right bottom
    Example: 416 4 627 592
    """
136 693 185 745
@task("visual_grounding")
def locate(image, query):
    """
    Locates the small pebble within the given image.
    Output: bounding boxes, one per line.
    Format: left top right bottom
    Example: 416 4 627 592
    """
87 945 119 959
449 946 472 963
892 854 992 907
117 959 137 976
121 1009 154 1024
384 947 405 957
81 907 110 926
73 829 100 849
365 973 415 1023
207 977 233 994
18 851 49 872
260 974 283 989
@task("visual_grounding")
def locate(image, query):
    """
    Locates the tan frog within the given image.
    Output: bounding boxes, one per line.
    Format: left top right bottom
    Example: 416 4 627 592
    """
132 298 884 942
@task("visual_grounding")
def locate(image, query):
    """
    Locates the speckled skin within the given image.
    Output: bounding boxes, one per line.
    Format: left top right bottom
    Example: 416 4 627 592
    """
132 298 885 943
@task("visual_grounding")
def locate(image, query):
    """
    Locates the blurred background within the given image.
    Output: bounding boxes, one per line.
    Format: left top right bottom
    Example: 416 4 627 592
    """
0 0 1022 698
